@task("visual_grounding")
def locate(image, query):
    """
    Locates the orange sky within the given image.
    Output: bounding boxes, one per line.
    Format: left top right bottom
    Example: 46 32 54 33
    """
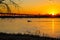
20 0 60 15
1 0 60 15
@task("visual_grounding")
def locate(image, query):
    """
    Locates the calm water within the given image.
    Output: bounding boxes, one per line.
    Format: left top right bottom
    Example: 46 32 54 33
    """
0 18 60 38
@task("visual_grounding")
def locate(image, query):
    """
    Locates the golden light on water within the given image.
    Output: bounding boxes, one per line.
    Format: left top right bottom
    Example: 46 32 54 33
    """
52 19 54 33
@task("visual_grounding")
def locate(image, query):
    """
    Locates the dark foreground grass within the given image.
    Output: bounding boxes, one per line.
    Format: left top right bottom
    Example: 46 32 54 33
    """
0 32 60 40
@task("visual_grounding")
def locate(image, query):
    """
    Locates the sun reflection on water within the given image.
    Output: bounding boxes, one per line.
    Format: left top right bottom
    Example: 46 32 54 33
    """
52 19 54 34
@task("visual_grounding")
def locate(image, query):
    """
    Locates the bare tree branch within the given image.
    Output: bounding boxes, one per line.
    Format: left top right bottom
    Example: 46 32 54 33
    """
0 0 21 13
9 0 19 7
2 2 11 13
0 0 11 13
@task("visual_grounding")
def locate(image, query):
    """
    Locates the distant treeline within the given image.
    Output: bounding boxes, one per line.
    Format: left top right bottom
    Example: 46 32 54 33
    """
0 13 60 18
0 16 60 18
0 32 60 40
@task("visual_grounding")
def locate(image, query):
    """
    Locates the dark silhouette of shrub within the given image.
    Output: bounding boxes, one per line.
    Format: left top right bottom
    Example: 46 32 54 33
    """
0 32 60 40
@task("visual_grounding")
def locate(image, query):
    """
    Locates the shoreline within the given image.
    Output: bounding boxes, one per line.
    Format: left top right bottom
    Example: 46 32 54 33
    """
0 16 60 18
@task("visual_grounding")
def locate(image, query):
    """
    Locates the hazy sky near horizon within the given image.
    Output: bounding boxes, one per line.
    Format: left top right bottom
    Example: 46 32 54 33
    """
22 0 60 14
1 0 60 14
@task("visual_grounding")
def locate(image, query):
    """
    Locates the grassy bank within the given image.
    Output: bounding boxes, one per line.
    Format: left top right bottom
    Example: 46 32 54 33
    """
0 32 60 40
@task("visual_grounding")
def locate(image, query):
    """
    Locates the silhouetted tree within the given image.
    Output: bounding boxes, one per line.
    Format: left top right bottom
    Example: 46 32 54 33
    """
9 0 19 7
0 0 11 13
0 0 20 13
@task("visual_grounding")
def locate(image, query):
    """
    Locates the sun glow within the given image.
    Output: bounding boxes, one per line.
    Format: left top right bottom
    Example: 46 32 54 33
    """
49 11 55 15
52 13 54 15
48 9 58 15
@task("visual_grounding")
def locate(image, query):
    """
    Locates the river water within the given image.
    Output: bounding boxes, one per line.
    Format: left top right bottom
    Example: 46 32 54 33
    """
0 18 60 38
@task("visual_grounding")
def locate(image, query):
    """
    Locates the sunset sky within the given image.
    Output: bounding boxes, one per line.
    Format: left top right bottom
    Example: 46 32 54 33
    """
1 0 60 15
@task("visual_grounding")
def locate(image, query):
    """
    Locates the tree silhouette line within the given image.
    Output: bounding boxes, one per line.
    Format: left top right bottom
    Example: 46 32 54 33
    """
0 0 20 13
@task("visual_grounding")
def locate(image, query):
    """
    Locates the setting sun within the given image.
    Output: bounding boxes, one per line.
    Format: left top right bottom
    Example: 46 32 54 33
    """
49 11 55 15
48 8 59 15
52 13 54 15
